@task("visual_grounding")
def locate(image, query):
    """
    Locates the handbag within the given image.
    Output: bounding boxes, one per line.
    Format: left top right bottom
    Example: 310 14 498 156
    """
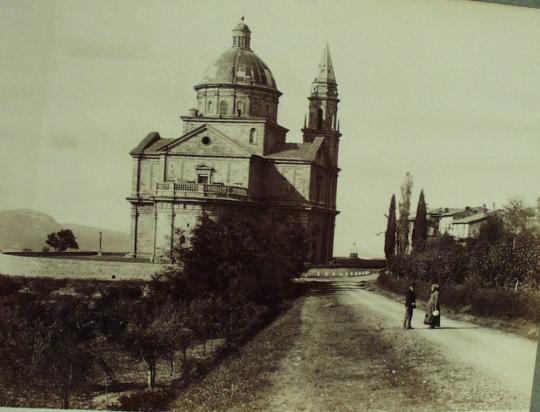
432 310 440 316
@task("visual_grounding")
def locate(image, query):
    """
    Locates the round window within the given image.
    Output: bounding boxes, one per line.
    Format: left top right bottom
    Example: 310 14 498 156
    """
202 136 211 145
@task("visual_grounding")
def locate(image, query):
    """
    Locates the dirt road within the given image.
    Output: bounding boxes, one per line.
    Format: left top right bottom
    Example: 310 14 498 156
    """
263 277 536 411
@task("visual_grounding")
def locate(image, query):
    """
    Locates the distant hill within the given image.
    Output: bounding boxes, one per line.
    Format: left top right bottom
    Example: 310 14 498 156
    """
0 209 130 252
472 0 540 8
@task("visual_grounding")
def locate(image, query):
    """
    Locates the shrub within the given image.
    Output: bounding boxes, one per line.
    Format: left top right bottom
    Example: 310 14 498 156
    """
0 275 22 296
464 287 540 322
114 389 175 412
158 210 307 308
27 278 67 296
378 273 540 323
378 273 431 301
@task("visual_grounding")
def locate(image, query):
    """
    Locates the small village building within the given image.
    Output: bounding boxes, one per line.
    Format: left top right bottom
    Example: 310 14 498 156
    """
408 205 492 246
449 211 491 239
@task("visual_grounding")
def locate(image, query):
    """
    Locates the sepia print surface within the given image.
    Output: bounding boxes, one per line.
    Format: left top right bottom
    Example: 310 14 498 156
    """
1 0 539 411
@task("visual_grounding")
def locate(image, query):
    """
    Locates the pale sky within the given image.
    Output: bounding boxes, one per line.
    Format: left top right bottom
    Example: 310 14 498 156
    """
1 0 539 257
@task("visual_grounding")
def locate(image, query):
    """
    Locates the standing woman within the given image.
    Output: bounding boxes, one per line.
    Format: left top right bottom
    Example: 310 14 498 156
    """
425 284 441 328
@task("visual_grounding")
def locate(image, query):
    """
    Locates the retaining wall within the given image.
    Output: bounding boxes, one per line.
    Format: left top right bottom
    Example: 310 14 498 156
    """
0 253 165 281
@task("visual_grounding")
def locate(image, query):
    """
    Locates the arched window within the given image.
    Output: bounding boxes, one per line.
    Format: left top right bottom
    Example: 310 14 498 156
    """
207 100 213 113
237 101 244 117
219 100 228 116
317 108 323 129
249 128 258 145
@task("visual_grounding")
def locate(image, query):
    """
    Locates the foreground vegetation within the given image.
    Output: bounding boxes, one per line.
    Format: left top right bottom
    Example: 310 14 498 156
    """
389 215 540 290
381 208 540 328
378 272 540 325
0 210 307 410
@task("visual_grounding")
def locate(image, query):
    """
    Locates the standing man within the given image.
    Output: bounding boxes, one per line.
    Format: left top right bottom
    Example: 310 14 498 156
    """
403 281 416 329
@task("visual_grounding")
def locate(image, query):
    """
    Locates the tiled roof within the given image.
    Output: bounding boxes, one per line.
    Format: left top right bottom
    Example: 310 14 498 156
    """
427 208 463 217
452 212 489 225
145 138 174 152
129 132 175 155
267 137 324 161
129 132 161 155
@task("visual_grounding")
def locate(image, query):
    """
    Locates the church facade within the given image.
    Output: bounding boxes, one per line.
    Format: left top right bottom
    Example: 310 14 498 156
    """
127 20 342 263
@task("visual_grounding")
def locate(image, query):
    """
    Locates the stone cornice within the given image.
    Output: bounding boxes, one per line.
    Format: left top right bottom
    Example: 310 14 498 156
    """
193 82 282 97
180 116 289 134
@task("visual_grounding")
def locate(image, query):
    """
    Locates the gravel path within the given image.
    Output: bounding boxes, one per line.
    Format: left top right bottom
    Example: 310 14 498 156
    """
262 278 534 411
171 277 535 411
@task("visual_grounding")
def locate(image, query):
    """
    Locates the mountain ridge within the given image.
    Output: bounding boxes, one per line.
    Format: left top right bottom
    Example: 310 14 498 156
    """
0 209 130 252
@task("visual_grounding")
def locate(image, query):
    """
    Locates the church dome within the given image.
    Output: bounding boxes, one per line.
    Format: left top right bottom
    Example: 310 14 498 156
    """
199 20 278 90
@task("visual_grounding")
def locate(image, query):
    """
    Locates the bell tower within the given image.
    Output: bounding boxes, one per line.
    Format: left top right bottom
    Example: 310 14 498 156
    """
302 45 341 165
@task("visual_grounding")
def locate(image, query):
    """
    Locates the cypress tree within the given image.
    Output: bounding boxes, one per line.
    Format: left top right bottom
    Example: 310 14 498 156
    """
412 189 428 252
384 194 397 260
397 173 413 255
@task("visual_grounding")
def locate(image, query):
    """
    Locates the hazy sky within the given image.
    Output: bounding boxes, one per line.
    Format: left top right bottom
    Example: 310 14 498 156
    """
1 0 539 257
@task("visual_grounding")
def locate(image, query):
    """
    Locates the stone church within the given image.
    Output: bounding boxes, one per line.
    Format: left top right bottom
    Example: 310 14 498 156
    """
127 20 342 263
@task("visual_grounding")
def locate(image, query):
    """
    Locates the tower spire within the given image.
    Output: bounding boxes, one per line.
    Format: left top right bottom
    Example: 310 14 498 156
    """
304 44 339 133
310 44 338 98
314 44 336 85
302 45 341 164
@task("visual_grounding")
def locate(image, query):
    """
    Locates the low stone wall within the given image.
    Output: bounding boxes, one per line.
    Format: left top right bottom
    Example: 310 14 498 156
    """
0 253 165 281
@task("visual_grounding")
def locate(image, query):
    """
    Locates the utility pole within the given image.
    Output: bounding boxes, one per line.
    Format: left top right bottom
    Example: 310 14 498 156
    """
98 231 103 256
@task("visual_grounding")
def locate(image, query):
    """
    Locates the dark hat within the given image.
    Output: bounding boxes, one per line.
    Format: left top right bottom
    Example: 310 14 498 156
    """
409 281 416 287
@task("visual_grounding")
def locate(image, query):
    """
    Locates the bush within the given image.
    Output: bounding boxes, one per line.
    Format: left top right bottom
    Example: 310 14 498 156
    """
378 273 431 301
391 228 540 290
27 278 67 296
378 273 540 323
114 389 175 412
158 210 307 307
0 275 22 296
464 287 540 322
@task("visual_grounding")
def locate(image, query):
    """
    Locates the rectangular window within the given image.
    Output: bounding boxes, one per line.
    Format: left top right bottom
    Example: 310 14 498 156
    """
197 174 209 184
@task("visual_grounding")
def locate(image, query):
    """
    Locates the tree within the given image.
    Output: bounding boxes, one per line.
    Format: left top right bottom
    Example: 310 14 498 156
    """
159 210 307 306
412 189 428 252
384 194 397 261
468 214 507 251
46 229 79 252
0 296 98 409
502 198 535 235
396 173 413 256
121 301 169 391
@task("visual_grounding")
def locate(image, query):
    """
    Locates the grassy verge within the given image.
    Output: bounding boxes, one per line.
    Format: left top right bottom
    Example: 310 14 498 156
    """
376 273 540 340
169 296 304 411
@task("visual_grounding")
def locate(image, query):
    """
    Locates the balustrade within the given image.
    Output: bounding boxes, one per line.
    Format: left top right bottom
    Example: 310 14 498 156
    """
154 182 248 199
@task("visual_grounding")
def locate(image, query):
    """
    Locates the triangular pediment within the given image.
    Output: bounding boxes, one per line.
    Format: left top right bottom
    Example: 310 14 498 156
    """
159 124 250 157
